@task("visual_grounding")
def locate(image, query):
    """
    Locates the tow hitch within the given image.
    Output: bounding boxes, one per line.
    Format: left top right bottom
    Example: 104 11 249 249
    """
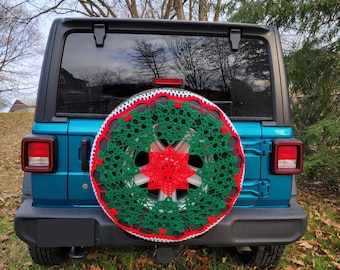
151 245 179 264
69 246 88 260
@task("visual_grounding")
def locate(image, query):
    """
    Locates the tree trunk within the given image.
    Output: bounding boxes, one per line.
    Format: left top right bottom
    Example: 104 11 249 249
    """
199 0 208 21
173 0 185 20
125 0 139 18
162 0 173 19
213 0 222 22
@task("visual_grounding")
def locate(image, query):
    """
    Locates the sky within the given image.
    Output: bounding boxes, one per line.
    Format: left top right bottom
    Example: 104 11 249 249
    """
1 2 81 112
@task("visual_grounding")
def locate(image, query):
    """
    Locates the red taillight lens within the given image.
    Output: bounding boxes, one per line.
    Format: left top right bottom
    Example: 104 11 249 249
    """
154 78 183 86
277 145 298 168
273 140 303 174
22 137 56 172
27 142 50 167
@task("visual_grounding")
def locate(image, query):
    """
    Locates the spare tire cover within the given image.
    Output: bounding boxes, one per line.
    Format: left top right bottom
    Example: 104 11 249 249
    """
90 88 245 242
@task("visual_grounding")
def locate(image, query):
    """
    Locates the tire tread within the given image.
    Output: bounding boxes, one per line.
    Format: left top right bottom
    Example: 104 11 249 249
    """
28 245 68 266
246 245 285 269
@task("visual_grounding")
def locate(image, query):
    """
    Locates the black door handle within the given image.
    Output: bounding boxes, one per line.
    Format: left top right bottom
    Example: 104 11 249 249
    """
81 138 90 172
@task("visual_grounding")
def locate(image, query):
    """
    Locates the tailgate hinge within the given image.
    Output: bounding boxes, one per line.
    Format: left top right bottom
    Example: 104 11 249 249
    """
243 139 272 155
241 179 270 198
259 180 270 197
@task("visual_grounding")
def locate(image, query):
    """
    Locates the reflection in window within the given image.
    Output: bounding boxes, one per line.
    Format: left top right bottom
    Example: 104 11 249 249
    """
57 33 272 118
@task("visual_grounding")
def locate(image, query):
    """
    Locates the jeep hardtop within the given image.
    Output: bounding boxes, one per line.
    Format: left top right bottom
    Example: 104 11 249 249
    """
15 18 307 268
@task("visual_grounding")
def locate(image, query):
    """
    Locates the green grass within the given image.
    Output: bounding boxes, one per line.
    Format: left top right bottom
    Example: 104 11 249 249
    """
0 112 339 270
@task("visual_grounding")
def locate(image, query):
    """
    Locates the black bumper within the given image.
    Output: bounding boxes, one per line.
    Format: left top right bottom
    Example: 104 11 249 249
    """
14 197 307 248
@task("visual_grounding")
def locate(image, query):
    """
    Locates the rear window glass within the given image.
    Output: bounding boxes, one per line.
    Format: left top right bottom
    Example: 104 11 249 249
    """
57 33 272 118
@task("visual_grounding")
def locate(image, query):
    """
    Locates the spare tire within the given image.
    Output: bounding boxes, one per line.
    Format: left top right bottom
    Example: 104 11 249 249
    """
90 88 245 242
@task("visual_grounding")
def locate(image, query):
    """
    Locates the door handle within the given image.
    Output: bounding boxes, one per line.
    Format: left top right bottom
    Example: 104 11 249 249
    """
81 139 90 172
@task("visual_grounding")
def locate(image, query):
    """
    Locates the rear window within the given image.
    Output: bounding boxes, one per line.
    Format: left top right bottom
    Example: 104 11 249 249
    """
57 32 272 118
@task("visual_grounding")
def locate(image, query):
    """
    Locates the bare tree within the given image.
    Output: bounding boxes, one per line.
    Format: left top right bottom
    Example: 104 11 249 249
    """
0 1 41 109
18 0 230 21
130 40 168 78
167 36 213 92
80 67 126 87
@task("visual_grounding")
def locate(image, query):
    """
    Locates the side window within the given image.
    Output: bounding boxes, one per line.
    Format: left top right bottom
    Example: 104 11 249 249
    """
57 33 272 118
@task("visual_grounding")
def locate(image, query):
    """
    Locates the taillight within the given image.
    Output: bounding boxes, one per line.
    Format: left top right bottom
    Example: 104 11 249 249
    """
272 139 303 174
22 135 57 172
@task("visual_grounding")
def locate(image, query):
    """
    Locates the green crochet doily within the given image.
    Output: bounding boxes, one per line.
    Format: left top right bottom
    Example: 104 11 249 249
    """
90 88 244 242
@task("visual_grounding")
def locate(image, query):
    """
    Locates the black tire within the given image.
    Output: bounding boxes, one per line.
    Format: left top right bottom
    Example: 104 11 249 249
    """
242 245 285 269
28 245 69 266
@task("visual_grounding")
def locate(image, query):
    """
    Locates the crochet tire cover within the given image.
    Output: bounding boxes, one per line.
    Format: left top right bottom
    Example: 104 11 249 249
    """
90 88 245 242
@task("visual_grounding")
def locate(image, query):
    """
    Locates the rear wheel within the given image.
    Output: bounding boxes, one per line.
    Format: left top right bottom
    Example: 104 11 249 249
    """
28 245 69 266
241 245 285 269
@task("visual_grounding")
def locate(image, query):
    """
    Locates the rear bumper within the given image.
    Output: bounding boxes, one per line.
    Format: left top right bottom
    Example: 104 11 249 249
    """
14 197 307 248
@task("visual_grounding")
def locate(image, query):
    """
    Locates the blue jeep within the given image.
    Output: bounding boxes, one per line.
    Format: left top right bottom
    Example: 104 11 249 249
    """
15 18 307 268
